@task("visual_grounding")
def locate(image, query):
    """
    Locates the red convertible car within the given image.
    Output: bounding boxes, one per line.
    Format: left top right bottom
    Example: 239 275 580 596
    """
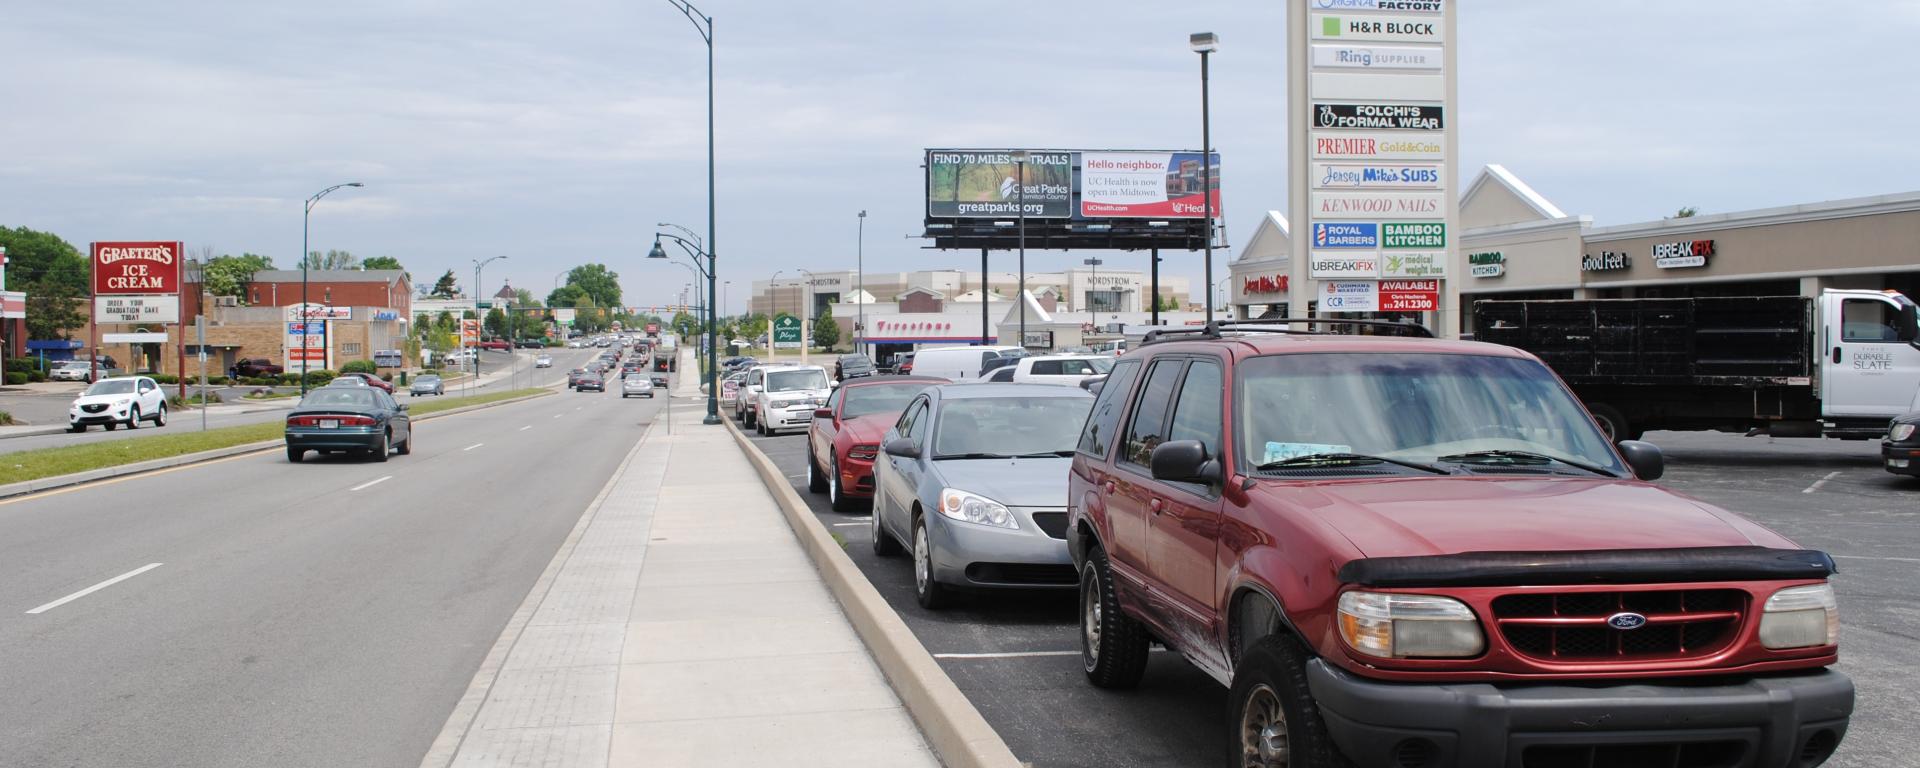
806 376 949 511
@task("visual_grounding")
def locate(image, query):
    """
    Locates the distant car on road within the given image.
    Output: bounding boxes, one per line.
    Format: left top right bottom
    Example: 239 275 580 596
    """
807 376 950 511
576 371 606 392
650 373 669 388
49 361 99 382
535 354 554 368
476 339 512 352
335 372 395 393
515 339 545 349
870 383 1094 608
566 368 591 389
622 375 655 399
834 354 877 381
284 385 411 463
68 375 170 432
235 357 283 378
409 374 445 397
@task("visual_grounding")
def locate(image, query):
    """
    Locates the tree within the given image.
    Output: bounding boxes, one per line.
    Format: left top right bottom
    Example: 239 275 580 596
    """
203 253 274 299
0 225 90 340
484 307 509 338
302 249 358 270
430 270 459 298
670 311 698 340
561 263 622 309
812 313 840 350
1156 294 1179 311
737 313 768 344
546 283 586 308
360 255 405 276
1669 206 1698 219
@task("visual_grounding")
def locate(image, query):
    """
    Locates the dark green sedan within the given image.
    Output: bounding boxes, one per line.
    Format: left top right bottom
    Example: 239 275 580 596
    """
284 385 413 463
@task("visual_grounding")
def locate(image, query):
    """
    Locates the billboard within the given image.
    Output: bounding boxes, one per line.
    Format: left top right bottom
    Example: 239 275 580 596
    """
92 241 182 295
1080 152 1222 219
926 150 1073 218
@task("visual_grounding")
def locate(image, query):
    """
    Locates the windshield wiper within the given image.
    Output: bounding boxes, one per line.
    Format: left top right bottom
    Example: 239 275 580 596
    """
1010 450 1076 458
934 452 1014 460
1254 453 1449 475
1435 450 1618 477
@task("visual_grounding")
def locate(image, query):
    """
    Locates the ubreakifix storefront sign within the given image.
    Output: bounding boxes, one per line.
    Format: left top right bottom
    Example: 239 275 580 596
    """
1310 253 1380 279
1652 239 1715 269
1313 104 1442 130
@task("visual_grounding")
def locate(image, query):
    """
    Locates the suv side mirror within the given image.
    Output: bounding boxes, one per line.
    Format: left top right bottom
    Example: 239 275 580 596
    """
1150 440 1222 485
1616 440 1664 481
1897 303 1918 343
1080 374 1108 395
883 437 920 459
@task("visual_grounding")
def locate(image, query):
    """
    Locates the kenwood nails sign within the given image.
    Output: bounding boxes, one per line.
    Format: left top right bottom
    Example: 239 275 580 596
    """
92 241 182 295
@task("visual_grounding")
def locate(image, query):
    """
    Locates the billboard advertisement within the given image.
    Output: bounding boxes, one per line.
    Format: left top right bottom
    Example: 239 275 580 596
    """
926 150 1072 218
1079 152 1222 219
92 241 182 295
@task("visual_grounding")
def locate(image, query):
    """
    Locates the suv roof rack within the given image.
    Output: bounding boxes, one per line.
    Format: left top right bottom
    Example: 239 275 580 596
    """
1139 318 1434 345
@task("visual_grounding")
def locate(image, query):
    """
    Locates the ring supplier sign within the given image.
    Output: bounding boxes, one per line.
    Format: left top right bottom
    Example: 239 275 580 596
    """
1079 151 1223 219
92 241 182 295
1311 44 1443 70
926 150 1073 218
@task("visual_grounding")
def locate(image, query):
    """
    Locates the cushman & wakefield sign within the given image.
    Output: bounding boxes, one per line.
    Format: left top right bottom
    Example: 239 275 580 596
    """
92 241 182 295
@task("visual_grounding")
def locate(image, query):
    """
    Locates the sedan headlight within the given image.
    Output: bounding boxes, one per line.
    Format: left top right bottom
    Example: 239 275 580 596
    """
1759 583 1839 649
1892 423 1917 442
938 488 1017 529
1337 591 1485 659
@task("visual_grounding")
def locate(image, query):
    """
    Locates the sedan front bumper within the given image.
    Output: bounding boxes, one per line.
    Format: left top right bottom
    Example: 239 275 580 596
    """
925 508 1074 590
762 405 817 431
1882 440 1920 476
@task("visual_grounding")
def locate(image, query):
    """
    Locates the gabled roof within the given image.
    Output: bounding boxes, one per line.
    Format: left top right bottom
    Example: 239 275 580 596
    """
493 283 517 299
1234 211 1290 264
897 286 946 300
1460 164 1567 222
997 290 1055 325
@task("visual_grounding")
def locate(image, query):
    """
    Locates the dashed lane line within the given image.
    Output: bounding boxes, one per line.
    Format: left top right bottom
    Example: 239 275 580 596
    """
463 443 485 452
1802 471 1842 494
350 475 393 492
26 563 164 615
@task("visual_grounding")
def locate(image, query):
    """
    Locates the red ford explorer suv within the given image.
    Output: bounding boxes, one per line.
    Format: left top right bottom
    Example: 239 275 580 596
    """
806 375 949 511
1067 320 1852 768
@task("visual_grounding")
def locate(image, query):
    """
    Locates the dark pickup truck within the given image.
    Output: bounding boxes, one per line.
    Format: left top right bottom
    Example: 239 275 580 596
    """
234 358 284 377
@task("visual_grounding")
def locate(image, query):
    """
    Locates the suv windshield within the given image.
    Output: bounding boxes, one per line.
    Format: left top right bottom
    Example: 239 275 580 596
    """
934 396 1093 458
842 383 927 419
766 369 828 392
1237 353 1624 475
85 380 137 396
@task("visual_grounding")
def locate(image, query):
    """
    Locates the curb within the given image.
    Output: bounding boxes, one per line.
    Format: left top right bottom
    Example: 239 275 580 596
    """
724 418 1025 768
0 390 556 500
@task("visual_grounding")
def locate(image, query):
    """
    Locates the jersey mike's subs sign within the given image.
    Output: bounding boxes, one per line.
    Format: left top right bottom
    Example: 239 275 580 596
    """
93 241 182 295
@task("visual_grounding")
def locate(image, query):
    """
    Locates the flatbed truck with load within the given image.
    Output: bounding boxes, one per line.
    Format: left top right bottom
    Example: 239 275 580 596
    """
1473 289 1920 441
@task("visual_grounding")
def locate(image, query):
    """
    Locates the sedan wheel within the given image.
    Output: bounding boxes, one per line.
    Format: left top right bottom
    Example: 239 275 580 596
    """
912 518 947 609
153 403 167 427
806 444 829 494
371 430 390 463
870 496 901 557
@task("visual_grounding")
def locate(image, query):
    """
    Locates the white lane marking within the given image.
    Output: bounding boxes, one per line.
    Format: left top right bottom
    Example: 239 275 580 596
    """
519 425 532 431
553 414 563 419
1801 471 1842 494
786 474 805 479
351 475 394 492
463 443 485 452
934 648 1170 660
831 522 865 528
1833 555 1920 563
26 563 165 615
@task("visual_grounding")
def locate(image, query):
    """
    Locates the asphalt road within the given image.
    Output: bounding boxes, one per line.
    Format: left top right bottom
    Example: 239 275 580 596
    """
0 348 566 456
0 347 661 768
748 421 1917 768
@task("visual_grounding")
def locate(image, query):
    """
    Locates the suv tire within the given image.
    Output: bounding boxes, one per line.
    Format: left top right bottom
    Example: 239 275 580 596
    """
126 406 141 429
1227 636 1349 768
153 403 167 427
1081 543 1150 689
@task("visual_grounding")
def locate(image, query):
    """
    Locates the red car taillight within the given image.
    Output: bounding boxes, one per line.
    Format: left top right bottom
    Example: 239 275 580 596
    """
848 444 879 460
287 415 376 427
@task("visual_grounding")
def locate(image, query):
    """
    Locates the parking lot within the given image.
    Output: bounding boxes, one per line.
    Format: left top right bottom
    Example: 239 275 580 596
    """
747 414 1916 768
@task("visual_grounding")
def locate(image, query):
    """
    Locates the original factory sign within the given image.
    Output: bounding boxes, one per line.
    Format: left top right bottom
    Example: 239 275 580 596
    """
1652 239 1715 269
1312 0 1445 10
1313 104 1443 130
92 241 182 295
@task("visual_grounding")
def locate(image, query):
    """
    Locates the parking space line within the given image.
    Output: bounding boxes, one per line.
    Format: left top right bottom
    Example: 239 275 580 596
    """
463 443 485 452
519 425 532 431
934 649 1169 660
350 475 393 492
831 522 865 527
26 563 164 614
1801 471 1842 494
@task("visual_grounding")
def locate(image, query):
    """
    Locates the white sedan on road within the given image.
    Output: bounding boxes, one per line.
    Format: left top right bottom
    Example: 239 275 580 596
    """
69 375 169 432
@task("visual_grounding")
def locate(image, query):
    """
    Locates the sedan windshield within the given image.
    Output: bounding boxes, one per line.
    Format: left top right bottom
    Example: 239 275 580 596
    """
842 384 928 419
934 396 1093 458
1237 353 1624 476
766 369 828 392
84 380 137 396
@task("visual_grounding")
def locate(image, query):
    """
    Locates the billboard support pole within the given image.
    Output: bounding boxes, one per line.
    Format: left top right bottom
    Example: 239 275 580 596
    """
176 243 187 399
88 243 98 383
1150 248 1161 327
980 248 989 345
1198 44 1216 323
1016 156 1027 346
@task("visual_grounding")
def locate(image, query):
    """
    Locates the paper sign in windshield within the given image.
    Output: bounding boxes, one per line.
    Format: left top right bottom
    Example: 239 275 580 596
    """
1263 442 1354 464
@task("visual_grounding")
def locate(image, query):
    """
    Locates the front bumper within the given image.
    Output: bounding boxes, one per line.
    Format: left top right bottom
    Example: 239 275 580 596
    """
762 405 817 431
836 455 876 499
70 407 131 425
925 510 1074 590
1307 660 1853 768
285 426 383 451
1882 441 1920 476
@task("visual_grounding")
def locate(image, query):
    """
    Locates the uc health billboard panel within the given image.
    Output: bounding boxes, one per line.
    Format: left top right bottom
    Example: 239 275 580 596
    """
92 241 182 295
926 150 1073 218
1079 152 1223 219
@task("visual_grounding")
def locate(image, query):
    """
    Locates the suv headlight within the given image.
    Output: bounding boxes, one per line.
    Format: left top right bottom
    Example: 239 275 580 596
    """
938 488 1017 529
1337 591 1485 659
1892 423 1917 442
1759 583 1839 649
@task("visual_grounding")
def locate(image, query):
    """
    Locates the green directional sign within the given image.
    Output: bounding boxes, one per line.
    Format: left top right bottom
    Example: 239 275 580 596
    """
773 315 802 348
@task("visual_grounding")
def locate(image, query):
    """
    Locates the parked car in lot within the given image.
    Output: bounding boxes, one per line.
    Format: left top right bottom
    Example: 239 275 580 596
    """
284 385 411 463
807 376 950 511
1009 354 1112 386
622 375 655 398
535 354 553 368
751 365 832 436
68 375 169 432
891 352 915 375
1068 320 1853 767
871 383 1094 609
49 360 100 382
335 372 395 393
718 372 746 410
409 374 445 396
735 363 796 426
1883 388 1920 478
234 357 283 378
834 354 876 381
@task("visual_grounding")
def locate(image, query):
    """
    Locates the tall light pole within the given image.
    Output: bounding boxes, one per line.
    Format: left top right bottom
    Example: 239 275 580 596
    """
301 181 362 393
770 270 784 359
1192 32 1219 322
650 233 718 422
856 210 866 356
664 0 719 424
1082 257 1103 325
1011 150 1028 348
472 255 507 393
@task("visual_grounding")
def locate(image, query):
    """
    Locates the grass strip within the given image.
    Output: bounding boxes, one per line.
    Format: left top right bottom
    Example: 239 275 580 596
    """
0 388 549 486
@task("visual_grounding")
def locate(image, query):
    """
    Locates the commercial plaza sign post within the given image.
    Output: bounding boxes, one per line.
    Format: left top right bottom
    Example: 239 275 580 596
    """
772 315 802 350
1291 0 1455 332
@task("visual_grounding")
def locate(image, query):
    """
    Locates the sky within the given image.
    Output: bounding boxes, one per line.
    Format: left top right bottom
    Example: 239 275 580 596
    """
6 0 1920 311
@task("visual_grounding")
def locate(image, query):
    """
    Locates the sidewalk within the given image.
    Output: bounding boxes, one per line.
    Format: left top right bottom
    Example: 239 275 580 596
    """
425 358 939 767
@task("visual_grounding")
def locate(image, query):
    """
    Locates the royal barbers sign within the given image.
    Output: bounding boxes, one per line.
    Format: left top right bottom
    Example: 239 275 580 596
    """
1314 104 1442 131
92 241 182 295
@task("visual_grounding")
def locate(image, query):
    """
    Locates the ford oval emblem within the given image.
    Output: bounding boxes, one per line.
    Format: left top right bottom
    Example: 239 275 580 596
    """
1607 612 1648 631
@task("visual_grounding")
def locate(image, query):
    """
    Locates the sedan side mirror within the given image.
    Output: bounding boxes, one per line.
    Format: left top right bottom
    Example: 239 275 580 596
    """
883 437 921 459
1150 440 1222 485
813 407 833 419
1616 440 1664 481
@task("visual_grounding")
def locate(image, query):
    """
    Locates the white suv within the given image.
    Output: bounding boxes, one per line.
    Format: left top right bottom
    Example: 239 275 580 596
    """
751 365 831 436
69 375 168 432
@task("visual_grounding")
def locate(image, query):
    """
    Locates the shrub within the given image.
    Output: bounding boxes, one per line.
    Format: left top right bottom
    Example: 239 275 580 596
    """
28 371 45 383
151 374 180 384
301 369 337 386
4 357 35 374
340 359 378 375
0 410 13 425
3 372 25 385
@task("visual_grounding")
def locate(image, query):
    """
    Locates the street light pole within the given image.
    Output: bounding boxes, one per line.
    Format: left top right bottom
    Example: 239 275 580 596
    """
472 255 507 395
856 210 866 356
665 0 719 424
1012 150 1028 348
301 181 362 393
1192 32 1219 323
649 233 717 421
1082 257 1103 326
769 270 784 361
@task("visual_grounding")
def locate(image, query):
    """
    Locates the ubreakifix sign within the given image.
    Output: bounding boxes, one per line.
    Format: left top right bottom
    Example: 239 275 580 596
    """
1652 239 1715 269
1315 163 1443 189
1312 221 1379 249
1309 253 1380 279
1311 44 1442 70
1314 103 1442 130
1312 132 1443 160
1313 13 1444 43
1312 192 1442 218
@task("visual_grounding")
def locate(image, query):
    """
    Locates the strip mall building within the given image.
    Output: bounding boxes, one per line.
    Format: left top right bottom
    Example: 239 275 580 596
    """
1229 165 1920 336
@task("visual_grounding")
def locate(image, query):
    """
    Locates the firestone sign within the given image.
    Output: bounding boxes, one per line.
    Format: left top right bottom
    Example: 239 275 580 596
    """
92 241 182 295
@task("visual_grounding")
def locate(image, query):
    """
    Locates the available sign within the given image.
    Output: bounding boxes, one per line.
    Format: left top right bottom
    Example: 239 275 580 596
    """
1652 239 1715 269
926 150 1074 218
1311 44 1443 70
94 295 179 324
1312 13 1444 43
1079 151 1223 219
1311 132 1444 160
1383 221 1445 248
1468 251 1505 278
1312 221 1379 249
1382 251 1446 278
91 241 181 295
1312 192 1443 218
1379 279 1439 311
1310 253 1380 279
1314 163 1442 189
1313 104 1442 130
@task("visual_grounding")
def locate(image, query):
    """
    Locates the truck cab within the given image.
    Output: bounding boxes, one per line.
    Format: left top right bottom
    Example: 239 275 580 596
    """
1819 289 1920 423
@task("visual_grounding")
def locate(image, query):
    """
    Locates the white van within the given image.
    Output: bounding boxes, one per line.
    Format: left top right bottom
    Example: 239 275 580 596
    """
1011 354 1115 386
909 345 1022 380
